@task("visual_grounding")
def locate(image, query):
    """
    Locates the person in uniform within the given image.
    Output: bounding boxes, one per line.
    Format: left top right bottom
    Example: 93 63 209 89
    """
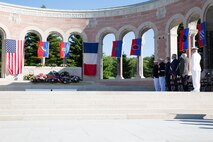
158 58 166 91
191 47 201 92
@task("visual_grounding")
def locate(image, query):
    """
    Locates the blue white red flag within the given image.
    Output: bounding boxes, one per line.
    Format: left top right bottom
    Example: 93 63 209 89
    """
38 41 49 58
60 42 70 58
111 40 122 57
6 39 24 75
130 38 141 56
198 22 206 48
83 42 99 76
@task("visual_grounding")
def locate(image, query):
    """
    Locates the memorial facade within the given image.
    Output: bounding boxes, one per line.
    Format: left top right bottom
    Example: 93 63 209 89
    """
0 0 212 81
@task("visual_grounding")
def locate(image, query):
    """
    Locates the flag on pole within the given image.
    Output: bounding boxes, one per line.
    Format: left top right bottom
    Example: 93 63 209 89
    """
179 28 189 51
38 41 49 58
130 38 142 56
83 42 98 76
60 42 70 58
111 40 122 57
198 22 206 48
5 39 24 75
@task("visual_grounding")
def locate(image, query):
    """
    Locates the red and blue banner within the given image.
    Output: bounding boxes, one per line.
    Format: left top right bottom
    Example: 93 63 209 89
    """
111 40 122 57
38 41 49 58
130 38 142 56
83 42 99 76
179 28 189 51
60 42 70 58
198 22 206 48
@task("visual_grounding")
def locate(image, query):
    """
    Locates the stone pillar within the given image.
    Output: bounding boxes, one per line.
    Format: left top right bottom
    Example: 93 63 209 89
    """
98 42 103 80
1 39 6 78
136 49 144 79
116 56 124 79
169 26 179 58
41 57 45 66
188 29 198 75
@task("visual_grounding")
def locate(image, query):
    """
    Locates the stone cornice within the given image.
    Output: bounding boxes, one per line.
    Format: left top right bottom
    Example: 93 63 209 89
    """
0 0 179 18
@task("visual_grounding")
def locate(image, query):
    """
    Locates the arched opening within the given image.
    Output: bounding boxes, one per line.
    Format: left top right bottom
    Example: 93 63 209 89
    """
141 29 155 78
204 5 213 71
102 33 116 79
169 19 184 59
24 32 41 66
68 33 83 67
122 31 135 79
46 32 63 66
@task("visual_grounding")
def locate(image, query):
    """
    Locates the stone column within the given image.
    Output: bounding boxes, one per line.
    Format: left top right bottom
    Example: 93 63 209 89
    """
136 48 144 79
188 29 198 75
169 26 179 58
116 56 124 79
1 39 6 78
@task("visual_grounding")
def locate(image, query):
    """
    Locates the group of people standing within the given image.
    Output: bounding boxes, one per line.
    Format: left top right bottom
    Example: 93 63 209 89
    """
152 47 201 92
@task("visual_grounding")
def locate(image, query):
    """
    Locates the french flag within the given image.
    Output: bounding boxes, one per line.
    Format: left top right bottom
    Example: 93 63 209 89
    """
60 42 70 58
179 28 189 51
83 42 98 76
38 41 49 58
198 22 206 48
130 38 141 56
111 40 122 57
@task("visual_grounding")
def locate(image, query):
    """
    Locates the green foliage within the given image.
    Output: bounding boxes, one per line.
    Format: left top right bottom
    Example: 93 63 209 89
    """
129 57 137 78
103 55 116 79
122 54 134 79
143 55 154 78
68 34 83 67
24 32 41 66
46 33 63 66
40 5 46 8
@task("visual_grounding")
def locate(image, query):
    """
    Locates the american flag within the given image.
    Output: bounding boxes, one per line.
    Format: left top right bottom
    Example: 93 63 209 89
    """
6 39 24 75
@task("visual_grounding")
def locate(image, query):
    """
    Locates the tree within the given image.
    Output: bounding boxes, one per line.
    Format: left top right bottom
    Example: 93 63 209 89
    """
41 5 46 8
143 55 154 78
46 33 62 66
122 54 132 79
68 34 83 67
103 55 115 79
129 57 137 78
24 32 41 66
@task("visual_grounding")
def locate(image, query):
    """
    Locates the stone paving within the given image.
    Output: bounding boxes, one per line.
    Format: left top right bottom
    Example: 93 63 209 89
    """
0 119 212 142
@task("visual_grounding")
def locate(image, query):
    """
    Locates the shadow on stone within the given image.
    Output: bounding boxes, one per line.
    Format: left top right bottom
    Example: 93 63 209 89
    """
174 114 206 119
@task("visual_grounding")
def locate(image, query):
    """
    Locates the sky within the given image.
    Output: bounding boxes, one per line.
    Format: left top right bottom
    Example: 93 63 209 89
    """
0 0 154 57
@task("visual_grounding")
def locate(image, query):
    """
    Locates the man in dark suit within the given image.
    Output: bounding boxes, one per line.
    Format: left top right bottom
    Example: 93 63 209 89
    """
165 57 171 91
170 54 179 91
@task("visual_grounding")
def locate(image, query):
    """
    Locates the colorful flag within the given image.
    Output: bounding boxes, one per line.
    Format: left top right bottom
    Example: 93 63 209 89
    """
130 38 142 56
60 42 70 58
83 42 98 76
38 41 49 58
198 22 206 48
5 39 24 75
179 28 189 51
111 40 122 57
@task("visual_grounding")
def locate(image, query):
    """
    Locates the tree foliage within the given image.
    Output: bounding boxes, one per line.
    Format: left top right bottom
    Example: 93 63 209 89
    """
46 33 62 66
24 33 41 66
102 55 153 79
143 55 154 78
68 34 83 67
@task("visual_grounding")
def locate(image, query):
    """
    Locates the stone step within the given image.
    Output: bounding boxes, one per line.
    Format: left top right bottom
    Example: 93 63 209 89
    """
0 91 212 120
